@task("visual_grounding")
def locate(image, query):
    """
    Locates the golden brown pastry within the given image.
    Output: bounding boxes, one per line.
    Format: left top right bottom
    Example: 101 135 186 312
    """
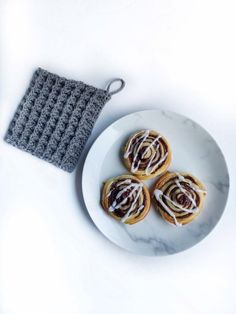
101 174 150 225
122 130 171 180
152 172 207 226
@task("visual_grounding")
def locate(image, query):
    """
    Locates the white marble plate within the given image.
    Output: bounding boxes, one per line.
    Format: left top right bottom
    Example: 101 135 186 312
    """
82 110 229 256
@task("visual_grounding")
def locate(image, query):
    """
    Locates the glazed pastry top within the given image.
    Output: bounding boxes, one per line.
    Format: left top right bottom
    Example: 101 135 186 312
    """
104 176 149 223
153 172 206 226
124 130 169 176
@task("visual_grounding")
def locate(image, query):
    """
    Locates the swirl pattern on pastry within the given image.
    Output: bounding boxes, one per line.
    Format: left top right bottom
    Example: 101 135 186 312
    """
123 130 171 180
101 174 150 224
152 172 207 226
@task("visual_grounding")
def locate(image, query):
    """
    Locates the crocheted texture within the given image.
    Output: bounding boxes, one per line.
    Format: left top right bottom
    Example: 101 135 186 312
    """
5 68 111 172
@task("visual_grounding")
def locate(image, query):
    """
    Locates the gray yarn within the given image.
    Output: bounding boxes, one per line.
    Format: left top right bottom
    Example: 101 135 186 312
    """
5 68 114 172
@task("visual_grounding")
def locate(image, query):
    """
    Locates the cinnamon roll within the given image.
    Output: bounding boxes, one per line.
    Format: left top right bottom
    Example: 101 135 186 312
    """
101 174 150 224
152 172 207 226
123 130 171 180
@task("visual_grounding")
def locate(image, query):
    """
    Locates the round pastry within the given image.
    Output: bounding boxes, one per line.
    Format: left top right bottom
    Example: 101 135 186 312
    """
152 172 207 226
101 174 151 225
122 130 171 180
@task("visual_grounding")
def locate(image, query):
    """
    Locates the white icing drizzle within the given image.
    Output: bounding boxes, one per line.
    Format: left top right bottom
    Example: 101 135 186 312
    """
154 190 182 226
135 204 145 217
130 130 150 173
141 135 161 158
175 179 197 208
108 183 140 211
161 191 197 213
108 180 144 223
124 130 168 174
154 173 206 226
175 173 206 194
117 179 131 187
124 130 148 159
145 152 168 175
106 179 131 198
120 188 144 223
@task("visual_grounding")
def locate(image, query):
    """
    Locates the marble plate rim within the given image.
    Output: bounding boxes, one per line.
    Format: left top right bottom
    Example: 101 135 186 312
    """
82 109 230 256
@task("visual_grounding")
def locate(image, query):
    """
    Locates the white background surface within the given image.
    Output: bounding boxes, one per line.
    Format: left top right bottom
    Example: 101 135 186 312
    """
0 0 235 313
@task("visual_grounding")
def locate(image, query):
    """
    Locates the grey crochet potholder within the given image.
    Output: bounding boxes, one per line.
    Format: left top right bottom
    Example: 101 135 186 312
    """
5 68 125 172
